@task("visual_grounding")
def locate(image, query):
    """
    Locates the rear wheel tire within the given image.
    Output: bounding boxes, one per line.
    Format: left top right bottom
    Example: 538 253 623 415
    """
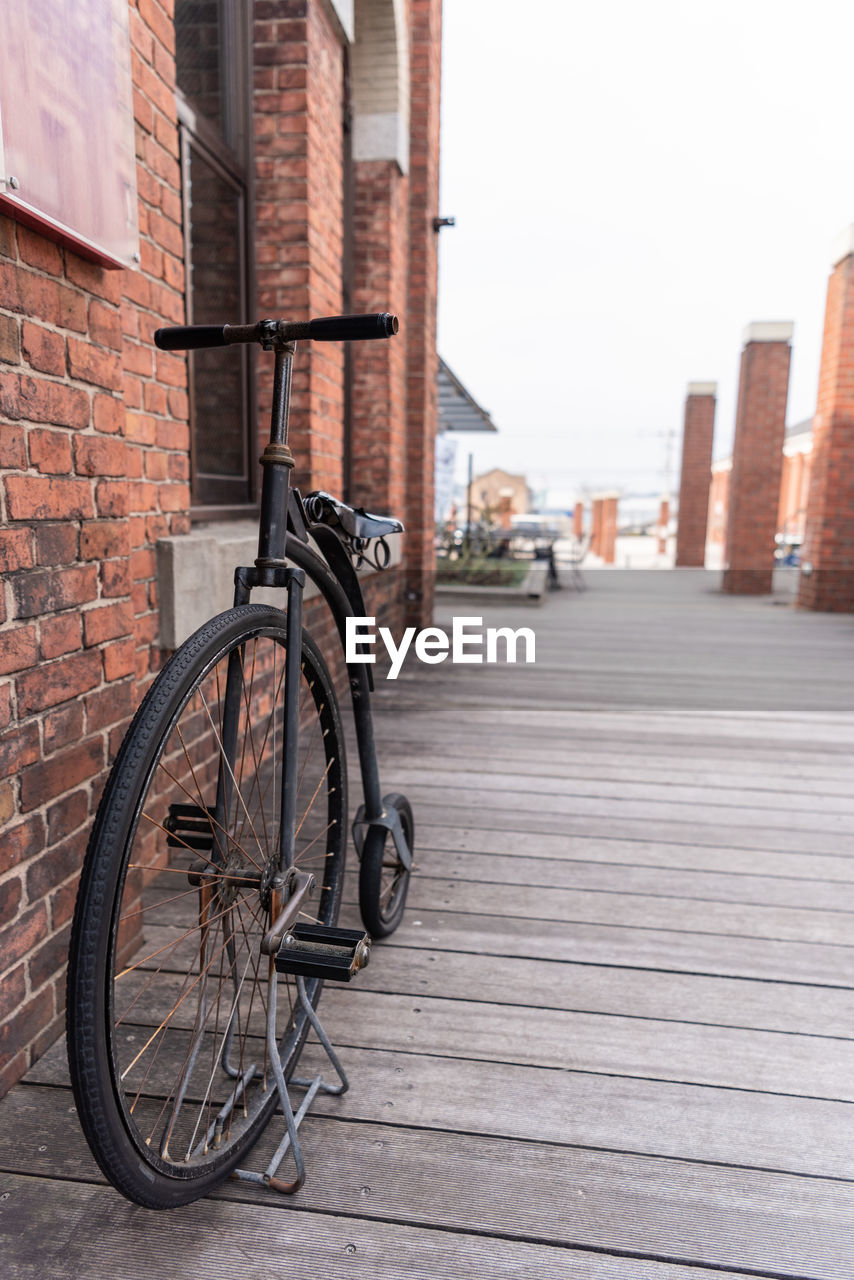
358 793 413 939
66 606 347 1208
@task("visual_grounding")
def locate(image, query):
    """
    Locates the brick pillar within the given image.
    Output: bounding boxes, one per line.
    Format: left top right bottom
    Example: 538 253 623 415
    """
590 498 603 557
657 497 669 555
722 323 793 595
799 228 854 611
601 494 618 564
675 382 716 567
573 500 584 540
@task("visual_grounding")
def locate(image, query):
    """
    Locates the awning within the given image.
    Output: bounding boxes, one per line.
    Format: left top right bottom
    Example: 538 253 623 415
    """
437 357 497 432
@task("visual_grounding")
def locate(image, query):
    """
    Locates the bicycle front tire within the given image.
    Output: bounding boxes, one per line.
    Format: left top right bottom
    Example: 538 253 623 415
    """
66 605 347 1208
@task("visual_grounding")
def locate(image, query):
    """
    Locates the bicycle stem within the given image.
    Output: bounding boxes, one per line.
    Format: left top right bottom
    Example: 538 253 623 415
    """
257 341 296 567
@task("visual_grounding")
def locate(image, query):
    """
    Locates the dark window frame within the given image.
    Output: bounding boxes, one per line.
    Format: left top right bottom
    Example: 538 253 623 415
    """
174 0 257 517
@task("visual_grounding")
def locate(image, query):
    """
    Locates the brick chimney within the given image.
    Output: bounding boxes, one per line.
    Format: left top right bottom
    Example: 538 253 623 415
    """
798 227 854 611
722 323 793 594
675 382 716 567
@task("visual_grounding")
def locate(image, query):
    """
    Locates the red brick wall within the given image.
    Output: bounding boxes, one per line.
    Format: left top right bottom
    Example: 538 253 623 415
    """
0 0 443 1099
799 243 854 611
254 0 346 494
351 160 409 520
675 387 716 567
404 0 442 627
0 0 188 1095
722 328 792 594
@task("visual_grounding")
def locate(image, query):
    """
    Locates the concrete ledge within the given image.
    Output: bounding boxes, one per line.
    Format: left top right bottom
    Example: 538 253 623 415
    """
157 520 397 649
687 381 717 396
742 321 794 344
434 561 547 609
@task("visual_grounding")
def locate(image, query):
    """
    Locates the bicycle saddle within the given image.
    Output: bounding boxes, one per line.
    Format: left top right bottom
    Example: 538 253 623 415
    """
304 491 404 539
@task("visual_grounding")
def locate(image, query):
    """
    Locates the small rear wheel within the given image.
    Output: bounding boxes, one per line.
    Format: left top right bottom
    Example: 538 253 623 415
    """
358 794 413 938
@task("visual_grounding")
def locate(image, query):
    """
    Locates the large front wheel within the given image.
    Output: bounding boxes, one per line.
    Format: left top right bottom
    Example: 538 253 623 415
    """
66 606 347 1208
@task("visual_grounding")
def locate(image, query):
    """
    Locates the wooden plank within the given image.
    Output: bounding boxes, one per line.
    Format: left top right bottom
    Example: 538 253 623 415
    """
43 980 854 1100
299 1044 854 1179
336 905 854 987
408 849 854 912
2 1088 853 1278
378 805 852 856
28 1036 854 1179
1 1171 761 1280
129 933 854 1036
394 783 854 837
394 878 854 945
386 766 854 816
414 825 854 883
372 744 854 790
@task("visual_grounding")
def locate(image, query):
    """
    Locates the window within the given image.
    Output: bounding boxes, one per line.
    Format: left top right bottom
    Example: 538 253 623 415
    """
175 0 254 511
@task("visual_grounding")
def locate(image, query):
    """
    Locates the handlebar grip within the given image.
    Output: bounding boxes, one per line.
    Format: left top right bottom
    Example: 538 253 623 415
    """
306 313 399 342
154 325 229 351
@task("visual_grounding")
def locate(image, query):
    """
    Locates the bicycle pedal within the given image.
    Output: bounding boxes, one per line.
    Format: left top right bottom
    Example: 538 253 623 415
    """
164 803 215 852
274 923 371 982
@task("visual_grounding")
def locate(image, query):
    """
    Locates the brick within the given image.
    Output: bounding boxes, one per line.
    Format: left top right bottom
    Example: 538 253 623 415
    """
0 877 22 929
88 299 123 350
33 522 78 566
57 283 88 333
65 253 121 303
123 341 155 378
158 482 189 512
17 227 63 275
101 560 132 597
0 424 27 468
26 831 85 901
0 528 34 573
67 336 122 390
83 600 133 646
43 700 85 754
16 649 102 719
0 685 11 731
0 214 16 257
74 434 139 477
40 612 83 661
28 921 72 992
0 903 47 974
19 736 103 811
12 565 98 618
94 480 130 518
21 321 65 376
0 371 90 428
0 623 38 675
0 722 39 781
0 313 20 364
0 964 26 1025
103 637 136 681
93 392 124 434
2 813 45 869
29 428 73 474
5 475 93 522
0 778 13 826
79 520 130 561
47 789 89 843
84 677 135 732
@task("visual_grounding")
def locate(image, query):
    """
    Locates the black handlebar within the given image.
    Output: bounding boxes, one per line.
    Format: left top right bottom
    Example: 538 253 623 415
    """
154 312 399 351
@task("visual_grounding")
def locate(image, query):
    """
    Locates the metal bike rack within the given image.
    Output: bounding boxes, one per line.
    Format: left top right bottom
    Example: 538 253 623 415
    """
231 970 350 1195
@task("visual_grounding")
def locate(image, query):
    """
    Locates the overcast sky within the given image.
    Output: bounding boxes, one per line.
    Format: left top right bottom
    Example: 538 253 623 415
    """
436 0 854 508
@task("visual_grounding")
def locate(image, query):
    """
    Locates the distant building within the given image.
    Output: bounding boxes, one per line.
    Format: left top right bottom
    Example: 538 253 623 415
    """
467 468 532 529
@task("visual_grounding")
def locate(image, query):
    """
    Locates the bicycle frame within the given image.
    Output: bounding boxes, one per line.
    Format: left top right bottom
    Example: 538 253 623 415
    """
225 338 388 875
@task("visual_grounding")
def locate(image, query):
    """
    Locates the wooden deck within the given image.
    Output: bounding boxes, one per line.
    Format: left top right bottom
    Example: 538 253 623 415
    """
3 567 854 1278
